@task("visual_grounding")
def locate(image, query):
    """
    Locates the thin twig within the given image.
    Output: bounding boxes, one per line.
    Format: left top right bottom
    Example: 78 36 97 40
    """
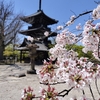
58 87 74 97
95 78 100 95
32 96 41 99
98 37 100 58
40 81 66 85
94 1 100 4
82 89 85 95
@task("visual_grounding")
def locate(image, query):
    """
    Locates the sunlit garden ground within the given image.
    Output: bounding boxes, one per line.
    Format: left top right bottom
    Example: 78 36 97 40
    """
0 63 100 100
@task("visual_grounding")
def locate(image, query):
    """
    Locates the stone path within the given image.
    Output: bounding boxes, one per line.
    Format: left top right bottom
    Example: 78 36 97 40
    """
0 63 100 100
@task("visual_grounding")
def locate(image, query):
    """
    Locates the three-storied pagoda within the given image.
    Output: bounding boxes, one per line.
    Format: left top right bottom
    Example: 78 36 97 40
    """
19 0 58 44
19 0 58 63
18 0 58 73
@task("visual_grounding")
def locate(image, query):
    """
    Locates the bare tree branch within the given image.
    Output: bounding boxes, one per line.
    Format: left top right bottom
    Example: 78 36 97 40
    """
0 0 23 60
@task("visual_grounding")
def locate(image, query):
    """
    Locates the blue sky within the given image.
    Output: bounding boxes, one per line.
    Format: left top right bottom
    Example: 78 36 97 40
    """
6 0 99 43
6 0 98 28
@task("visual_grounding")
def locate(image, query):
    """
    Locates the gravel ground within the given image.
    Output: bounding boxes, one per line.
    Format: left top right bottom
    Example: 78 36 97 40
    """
0 63 100 100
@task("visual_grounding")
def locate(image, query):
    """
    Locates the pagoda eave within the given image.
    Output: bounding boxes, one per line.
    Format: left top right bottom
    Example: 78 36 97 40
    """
19 26 49 37
20 10 58 25
19 31 45 37
19 26 43 33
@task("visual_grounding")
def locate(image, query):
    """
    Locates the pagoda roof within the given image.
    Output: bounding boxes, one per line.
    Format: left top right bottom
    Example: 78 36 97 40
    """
19 26 47 37
20 10 58 25
19 26 57 38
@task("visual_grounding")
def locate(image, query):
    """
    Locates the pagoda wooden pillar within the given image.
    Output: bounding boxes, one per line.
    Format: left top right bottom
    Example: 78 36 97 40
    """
20 50 22 63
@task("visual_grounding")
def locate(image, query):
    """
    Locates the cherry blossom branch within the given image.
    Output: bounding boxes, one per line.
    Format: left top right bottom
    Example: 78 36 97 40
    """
73 10 92 21
63 10 93 29
67 37 83 50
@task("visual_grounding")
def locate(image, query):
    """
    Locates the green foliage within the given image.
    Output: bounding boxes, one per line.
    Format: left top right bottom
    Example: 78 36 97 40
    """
48 43 55 49
65 44 93 59
22 51 29 58
3 44 20 57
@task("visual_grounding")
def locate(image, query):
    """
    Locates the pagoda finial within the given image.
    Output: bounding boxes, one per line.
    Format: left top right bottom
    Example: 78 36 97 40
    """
39 0 42 11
